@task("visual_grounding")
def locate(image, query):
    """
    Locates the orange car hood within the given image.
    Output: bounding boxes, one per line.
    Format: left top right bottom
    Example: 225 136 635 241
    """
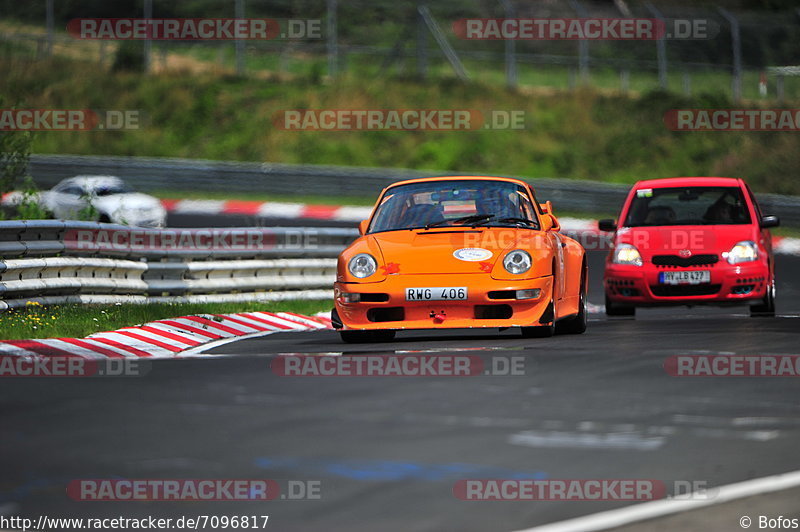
369 229 524 274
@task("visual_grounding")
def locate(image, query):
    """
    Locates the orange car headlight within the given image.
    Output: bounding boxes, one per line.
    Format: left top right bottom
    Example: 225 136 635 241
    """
503 250 532 275
348 253 377 278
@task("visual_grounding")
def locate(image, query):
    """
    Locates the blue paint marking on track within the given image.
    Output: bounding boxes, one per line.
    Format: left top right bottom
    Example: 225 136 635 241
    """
254 457 548 482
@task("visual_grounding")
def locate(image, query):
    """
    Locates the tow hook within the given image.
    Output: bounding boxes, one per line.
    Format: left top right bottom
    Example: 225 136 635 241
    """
430 310 446 323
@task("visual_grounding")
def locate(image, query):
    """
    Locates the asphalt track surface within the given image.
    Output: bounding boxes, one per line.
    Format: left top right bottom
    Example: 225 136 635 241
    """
2 246 800 530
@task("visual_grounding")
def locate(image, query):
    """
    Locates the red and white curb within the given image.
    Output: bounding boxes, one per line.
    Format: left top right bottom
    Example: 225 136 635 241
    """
161 198 373 222
0 311 332 360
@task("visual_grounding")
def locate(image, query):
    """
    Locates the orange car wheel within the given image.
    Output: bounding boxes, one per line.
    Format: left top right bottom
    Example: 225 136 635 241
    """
556 262 588 335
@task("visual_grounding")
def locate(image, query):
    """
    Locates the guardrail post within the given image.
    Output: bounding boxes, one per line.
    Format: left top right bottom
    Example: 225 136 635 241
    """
416 4 428 79
717 7 742 103
45 0 54 56
568 0 590 84
235 0 245 76
500 0 517 89
327 0 338 78
143 0 153 73
645 2 668 90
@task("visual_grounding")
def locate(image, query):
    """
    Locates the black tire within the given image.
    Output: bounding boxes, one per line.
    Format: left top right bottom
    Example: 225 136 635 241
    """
521 322 555 338
557 264 588 335
605 293 635 317
750 278 776 317
339 330 396 343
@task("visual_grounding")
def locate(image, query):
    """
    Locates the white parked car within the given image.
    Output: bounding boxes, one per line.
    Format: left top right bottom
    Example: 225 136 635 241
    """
41 176 167 228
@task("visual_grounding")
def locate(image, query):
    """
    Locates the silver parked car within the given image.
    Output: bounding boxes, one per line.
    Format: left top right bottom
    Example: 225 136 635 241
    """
42 175 167 228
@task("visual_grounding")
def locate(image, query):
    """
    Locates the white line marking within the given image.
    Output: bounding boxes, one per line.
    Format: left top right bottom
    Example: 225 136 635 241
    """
179 329 279 356
508 430 664 451
511 469 800 532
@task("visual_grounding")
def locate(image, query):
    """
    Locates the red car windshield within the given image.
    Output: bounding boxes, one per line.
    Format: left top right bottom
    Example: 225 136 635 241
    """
624 186 752 227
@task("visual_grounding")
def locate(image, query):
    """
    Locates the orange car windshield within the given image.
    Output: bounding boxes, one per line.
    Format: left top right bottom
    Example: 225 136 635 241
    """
368 180 538 233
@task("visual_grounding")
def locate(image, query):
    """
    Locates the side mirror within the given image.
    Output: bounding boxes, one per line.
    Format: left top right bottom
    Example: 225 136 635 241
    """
761 215 780 229
540 200 553 215
358 219 369 235
541 213 560 231
598 219 617 232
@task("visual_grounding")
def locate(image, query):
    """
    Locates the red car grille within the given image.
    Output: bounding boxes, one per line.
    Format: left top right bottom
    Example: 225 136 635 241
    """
651 254 719 268
650 284 722 297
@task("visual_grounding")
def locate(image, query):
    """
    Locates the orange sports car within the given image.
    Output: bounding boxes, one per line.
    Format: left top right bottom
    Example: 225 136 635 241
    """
331 176 588 342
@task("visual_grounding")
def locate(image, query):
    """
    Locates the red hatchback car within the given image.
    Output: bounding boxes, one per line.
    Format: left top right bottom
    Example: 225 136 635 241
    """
600 177 779 317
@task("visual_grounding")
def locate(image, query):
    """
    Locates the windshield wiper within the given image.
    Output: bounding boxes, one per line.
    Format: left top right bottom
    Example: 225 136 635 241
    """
477 216 538 228
424 214 494 229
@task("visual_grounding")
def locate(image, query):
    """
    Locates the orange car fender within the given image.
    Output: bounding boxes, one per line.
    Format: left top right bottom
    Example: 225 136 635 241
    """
336 235 388 284
557 235 587 318
491 231 555 281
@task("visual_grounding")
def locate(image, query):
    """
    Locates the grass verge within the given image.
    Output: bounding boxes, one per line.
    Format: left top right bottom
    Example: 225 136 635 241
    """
0 300 333 341
2 48 800 196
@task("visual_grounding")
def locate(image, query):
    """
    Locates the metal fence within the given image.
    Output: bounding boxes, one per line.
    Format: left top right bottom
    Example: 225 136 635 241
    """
4 0 800 101
0 220 356 310
26 154 800 227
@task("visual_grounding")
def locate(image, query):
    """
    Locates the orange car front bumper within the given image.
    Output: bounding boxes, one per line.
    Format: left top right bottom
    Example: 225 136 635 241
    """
333 274 554 331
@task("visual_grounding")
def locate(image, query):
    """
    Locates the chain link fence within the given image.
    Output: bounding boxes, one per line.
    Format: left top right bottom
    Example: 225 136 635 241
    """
3 0 800 100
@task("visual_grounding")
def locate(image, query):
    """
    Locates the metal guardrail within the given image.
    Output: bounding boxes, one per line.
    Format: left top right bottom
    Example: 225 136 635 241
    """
27 154 800 227
0 220 354 310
